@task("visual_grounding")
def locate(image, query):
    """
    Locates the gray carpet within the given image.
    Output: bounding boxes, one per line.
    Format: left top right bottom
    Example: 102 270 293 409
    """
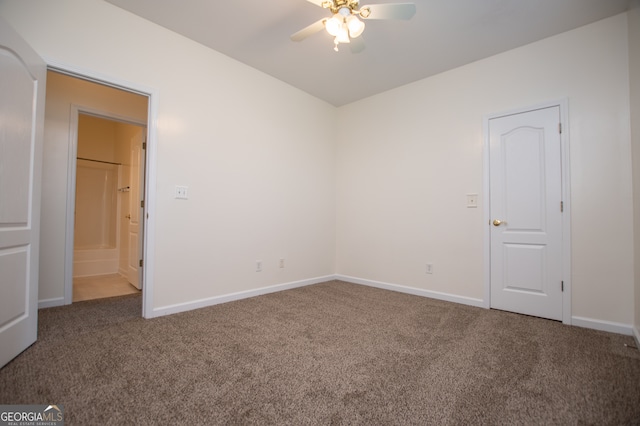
1 280 639 425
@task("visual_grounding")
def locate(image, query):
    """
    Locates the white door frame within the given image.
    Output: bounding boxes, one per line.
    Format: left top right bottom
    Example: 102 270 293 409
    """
46 58 158 319
482 98 572 324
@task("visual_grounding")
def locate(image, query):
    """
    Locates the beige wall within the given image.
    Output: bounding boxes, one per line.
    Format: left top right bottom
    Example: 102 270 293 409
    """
629 1 640 341
0 0 337 310
336 13 634 325
78 115 118 162
1 1 636 329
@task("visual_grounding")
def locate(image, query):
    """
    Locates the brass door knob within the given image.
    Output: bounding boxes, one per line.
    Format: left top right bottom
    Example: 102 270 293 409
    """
492 219 504 226
125 214 131 219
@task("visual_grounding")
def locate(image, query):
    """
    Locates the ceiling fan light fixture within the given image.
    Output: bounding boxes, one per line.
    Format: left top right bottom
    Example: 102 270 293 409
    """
325 14 343 36
346 15 365 38
359 6 371 19
336 26 350 43
292 0 416 53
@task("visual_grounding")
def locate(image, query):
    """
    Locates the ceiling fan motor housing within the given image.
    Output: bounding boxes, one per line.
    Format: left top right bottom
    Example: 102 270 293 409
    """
324 0 360 14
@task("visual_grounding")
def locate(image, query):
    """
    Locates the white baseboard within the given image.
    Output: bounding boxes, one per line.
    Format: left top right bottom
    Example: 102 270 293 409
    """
571 316 633 336
340 276 638 337
68 270 639 341
335 275 485 308
38 297 66 309
150 275 336 318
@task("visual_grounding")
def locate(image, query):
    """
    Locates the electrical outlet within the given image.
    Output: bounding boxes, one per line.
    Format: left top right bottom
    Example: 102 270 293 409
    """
256 260 262 272
279 258 285 268
426 263 433 274
175 185 189 199
467 193 478 208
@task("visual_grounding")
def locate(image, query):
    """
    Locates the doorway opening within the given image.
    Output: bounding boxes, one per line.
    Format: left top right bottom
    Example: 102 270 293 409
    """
72 113 146 302
44 68 154 315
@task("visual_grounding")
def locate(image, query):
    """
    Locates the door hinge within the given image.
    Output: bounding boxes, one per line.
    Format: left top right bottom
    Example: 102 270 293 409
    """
139 259 143 267
561 281 564 292
561 201 564 212
140 200 145 208
142 142 146 150
558 123 562 134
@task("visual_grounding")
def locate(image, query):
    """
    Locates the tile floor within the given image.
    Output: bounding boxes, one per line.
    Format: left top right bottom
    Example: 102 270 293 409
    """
73 273 140 302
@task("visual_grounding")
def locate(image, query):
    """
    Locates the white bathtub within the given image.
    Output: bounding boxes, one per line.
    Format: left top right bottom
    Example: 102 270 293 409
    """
73 247 119 277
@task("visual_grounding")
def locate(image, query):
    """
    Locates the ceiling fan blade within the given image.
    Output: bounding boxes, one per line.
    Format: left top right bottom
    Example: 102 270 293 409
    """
305 0 327 7
291 18 327 42
349 37 365 54
361 3 416 20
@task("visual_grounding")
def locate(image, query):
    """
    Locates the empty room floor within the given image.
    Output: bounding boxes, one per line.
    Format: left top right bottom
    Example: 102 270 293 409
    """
3 281 638 424
73 274 139 302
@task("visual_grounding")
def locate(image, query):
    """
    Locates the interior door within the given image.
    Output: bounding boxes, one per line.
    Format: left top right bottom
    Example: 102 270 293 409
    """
489 106 563 321
0 18 46 367
127 129 145 289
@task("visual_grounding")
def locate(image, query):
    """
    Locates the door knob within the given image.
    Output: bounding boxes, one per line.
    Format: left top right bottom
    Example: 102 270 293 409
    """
125 214 131 219
492 219 505 226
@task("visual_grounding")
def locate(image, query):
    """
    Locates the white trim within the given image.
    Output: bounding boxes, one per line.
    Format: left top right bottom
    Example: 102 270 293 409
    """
149 275 336 318
634 325 640 348
71 105 147 127
482 116 492 310
44 57 159 319
558 99 572 325
336 275 485 308
142 91 159 319
45 57 152 98
482 98 572 324
38 297 65 309
572 316 633 336
64 106 79 305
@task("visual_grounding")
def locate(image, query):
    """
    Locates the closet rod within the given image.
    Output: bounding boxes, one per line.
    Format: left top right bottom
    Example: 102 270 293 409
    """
77 157 121 166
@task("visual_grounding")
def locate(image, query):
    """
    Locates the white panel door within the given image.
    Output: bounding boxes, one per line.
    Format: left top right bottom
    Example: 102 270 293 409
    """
127 129 145 289
489 106 563 321
0 18 46 367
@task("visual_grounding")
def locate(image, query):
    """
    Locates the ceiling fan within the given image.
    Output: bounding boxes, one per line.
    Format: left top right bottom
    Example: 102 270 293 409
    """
291 0 416 52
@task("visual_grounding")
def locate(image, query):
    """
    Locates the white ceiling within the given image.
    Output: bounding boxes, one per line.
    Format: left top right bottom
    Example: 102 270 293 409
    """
104 0 632 106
